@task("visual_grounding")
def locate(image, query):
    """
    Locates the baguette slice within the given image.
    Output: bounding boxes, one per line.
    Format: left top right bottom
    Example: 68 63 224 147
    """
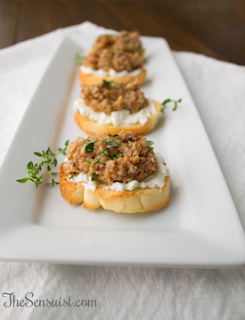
79 68 147 86
74 100 161 137
59 163 170 213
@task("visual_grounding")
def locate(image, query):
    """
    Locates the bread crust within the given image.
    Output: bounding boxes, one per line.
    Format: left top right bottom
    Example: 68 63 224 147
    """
59 163 170 213
74 100 161 137
79 68 147 86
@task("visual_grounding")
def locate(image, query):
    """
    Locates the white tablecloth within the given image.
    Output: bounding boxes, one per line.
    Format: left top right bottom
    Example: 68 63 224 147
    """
0 22 244 320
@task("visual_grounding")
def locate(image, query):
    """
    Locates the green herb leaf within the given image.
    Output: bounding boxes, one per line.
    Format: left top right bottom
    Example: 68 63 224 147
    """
68 175 74 179
121 154 124 158
16 177 29 183
90 160 100 175
103 79 114 90
91 172 98 181
161 98 182 113
105 139 120 148
112 134 118 137
103 137 124 159
143 140 154 147
162 99 171 104
85 138 96 153
103 148 111 160
91 159 100 168
111 50 115 55
27 161 33 170
105 138 114 145
86 160 91 164
128 140 132 145
34 152 42 157
75 53 85 66
115 138 122 145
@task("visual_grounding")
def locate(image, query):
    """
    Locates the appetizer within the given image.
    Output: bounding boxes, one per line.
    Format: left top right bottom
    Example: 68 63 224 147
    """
80 31 147 85
73 79 161 136
59 131 170 213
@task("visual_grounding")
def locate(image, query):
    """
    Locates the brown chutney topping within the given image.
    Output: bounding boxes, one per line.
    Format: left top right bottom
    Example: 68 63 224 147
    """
80 80 148 115
83 31 144 72
63 131 157 185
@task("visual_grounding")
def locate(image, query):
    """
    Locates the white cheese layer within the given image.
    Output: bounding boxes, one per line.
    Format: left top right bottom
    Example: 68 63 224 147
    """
80 65 142 78
73 98 156 126
70 173 97 191
68 153 168 192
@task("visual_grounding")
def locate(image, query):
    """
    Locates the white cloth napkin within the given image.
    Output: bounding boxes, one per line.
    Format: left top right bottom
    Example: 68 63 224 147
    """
0 22 244 320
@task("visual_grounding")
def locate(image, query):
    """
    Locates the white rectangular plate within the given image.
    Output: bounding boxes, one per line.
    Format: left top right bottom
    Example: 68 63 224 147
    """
0 35 244 267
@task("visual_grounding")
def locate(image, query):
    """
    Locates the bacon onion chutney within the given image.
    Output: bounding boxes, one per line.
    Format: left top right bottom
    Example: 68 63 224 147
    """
63 131 157 185
83 31 144 72
80 80 148 115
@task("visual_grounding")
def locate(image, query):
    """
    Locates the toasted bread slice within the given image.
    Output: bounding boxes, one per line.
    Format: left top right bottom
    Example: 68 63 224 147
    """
59 163 170 213
74 100 161 137
79 68 147 86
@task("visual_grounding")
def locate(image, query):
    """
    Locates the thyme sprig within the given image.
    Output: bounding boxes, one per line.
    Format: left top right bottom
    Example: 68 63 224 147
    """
161 98 182 113
16 140 69 188
75 53 85 66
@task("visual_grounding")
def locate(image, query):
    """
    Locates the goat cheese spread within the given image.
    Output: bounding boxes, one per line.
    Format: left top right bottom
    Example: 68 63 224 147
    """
80 65 142 78
73 98 156 126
